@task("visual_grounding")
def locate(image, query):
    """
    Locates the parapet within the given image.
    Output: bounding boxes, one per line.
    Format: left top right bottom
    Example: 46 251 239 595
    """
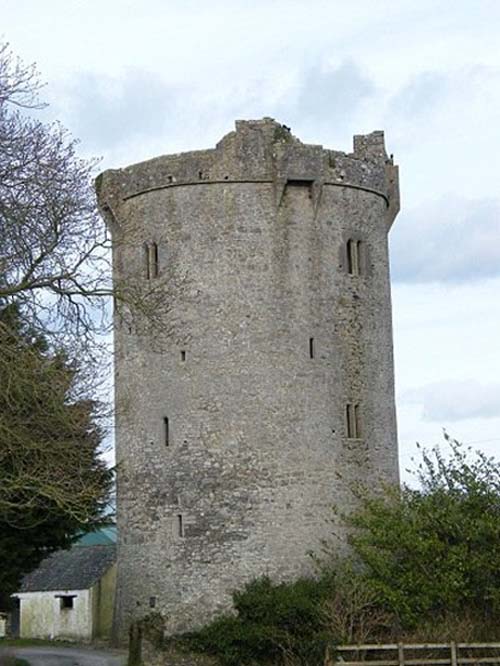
96 118 399 227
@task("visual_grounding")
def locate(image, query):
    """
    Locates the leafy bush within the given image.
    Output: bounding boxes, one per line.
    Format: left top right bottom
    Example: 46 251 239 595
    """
346 435 500 628
320 560 395 644
180 576 335 666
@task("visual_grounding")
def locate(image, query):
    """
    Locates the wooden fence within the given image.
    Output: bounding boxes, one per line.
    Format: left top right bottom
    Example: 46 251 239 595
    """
332 642 500 666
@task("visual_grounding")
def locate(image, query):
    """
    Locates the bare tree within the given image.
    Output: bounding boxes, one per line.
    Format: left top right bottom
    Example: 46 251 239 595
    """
0 43 112 347
0 42 174 360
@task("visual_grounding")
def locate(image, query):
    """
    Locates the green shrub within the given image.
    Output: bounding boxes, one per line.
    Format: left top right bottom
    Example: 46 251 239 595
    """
180 576 335 666
345 436 500 629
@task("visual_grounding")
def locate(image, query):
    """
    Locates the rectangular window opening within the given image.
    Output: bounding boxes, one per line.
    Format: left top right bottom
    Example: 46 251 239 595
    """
346 403 361 439
59 595 75 610
346 403 353 438
149 596 157 609
145 242 159 280
144 244 150 280
357 240 364 275
354 403 361 439
177 514 184 538
285 179 314 199
163 417 169 447
181 350 186 362
347 239 360 276
309 337 314 359
150 242 159 278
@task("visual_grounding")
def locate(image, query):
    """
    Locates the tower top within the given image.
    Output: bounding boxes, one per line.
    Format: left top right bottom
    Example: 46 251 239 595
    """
97 118 399 227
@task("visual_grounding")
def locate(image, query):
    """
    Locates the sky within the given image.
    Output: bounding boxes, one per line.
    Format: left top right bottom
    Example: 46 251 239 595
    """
2 0 500 481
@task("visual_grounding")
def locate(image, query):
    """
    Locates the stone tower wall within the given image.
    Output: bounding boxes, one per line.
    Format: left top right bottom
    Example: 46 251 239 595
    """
96 119 400 640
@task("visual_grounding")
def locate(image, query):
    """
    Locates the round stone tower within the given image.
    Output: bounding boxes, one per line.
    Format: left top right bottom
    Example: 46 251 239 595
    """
96 118 400 640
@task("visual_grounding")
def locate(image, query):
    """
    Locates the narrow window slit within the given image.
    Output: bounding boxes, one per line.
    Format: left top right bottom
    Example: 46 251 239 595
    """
144 244 150 280
149 242 158 278
145 242 159 279
347 239 364 276
149 596 157 608
346 239 356 275
163 417 169 447
309 337 315 359
354 404 361 438
177 514 184 538
346 404 354 438
346 403 361 439
181 350 186 362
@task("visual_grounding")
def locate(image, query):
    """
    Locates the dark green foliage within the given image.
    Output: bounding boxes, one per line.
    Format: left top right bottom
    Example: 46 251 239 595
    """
180 576 335 666
347 435 500 628
0 304 113 608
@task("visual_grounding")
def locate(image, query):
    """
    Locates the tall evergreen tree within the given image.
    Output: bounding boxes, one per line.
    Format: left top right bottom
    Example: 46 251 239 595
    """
0 304 113 607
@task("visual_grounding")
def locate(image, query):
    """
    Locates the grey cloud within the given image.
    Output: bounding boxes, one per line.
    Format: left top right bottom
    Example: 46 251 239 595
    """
52 70 180 153
390 71 450 119
388 65 500 126
390 197 500 283
49 58 376 161
292 60 375 121
402 380 500 422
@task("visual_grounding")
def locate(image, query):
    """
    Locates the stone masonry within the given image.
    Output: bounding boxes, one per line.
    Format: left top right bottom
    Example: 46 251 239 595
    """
96 118 400 642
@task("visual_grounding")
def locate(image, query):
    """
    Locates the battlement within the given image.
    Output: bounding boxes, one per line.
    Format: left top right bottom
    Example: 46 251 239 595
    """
96 118 399 226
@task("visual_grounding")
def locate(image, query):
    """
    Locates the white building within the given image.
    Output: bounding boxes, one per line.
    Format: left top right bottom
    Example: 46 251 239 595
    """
13 544 116 641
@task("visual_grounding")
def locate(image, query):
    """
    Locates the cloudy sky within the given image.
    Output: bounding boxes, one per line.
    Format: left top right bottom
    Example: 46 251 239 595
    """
3 0 500 481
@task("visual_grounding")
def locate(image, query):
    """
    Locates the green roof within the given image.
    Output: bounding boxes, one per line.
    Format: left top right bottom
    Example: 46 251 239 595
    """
78 525 117 546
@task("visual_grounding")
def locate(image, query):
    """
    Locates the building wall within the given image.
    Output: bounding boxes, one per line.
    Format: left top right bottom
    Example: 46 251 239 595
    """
92 563 117 639
97 118 400 640
16 589 92 641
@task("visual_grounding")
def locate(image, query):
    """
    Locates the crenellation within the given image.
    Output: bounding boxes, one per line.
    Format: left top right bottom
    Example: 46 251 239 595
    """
97 119 398 217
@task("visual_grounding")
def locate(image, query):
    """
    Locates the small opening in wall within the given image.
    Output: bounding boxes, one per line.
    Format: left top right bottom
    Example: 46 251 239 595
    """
150 242 159 278
286 179 313 199
347 239 356 275
309 337 315 359
163 417 169 447
144 244 150 280
167 175 173 183
347 239 364 276
354 403 361 438
346 403 361 439
59 595 75 610
346 404 353 438
181 350 186 362
198 170 204 180
145 242 159 279
177 514 184 538
224 175 229 180
149 596 157 608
